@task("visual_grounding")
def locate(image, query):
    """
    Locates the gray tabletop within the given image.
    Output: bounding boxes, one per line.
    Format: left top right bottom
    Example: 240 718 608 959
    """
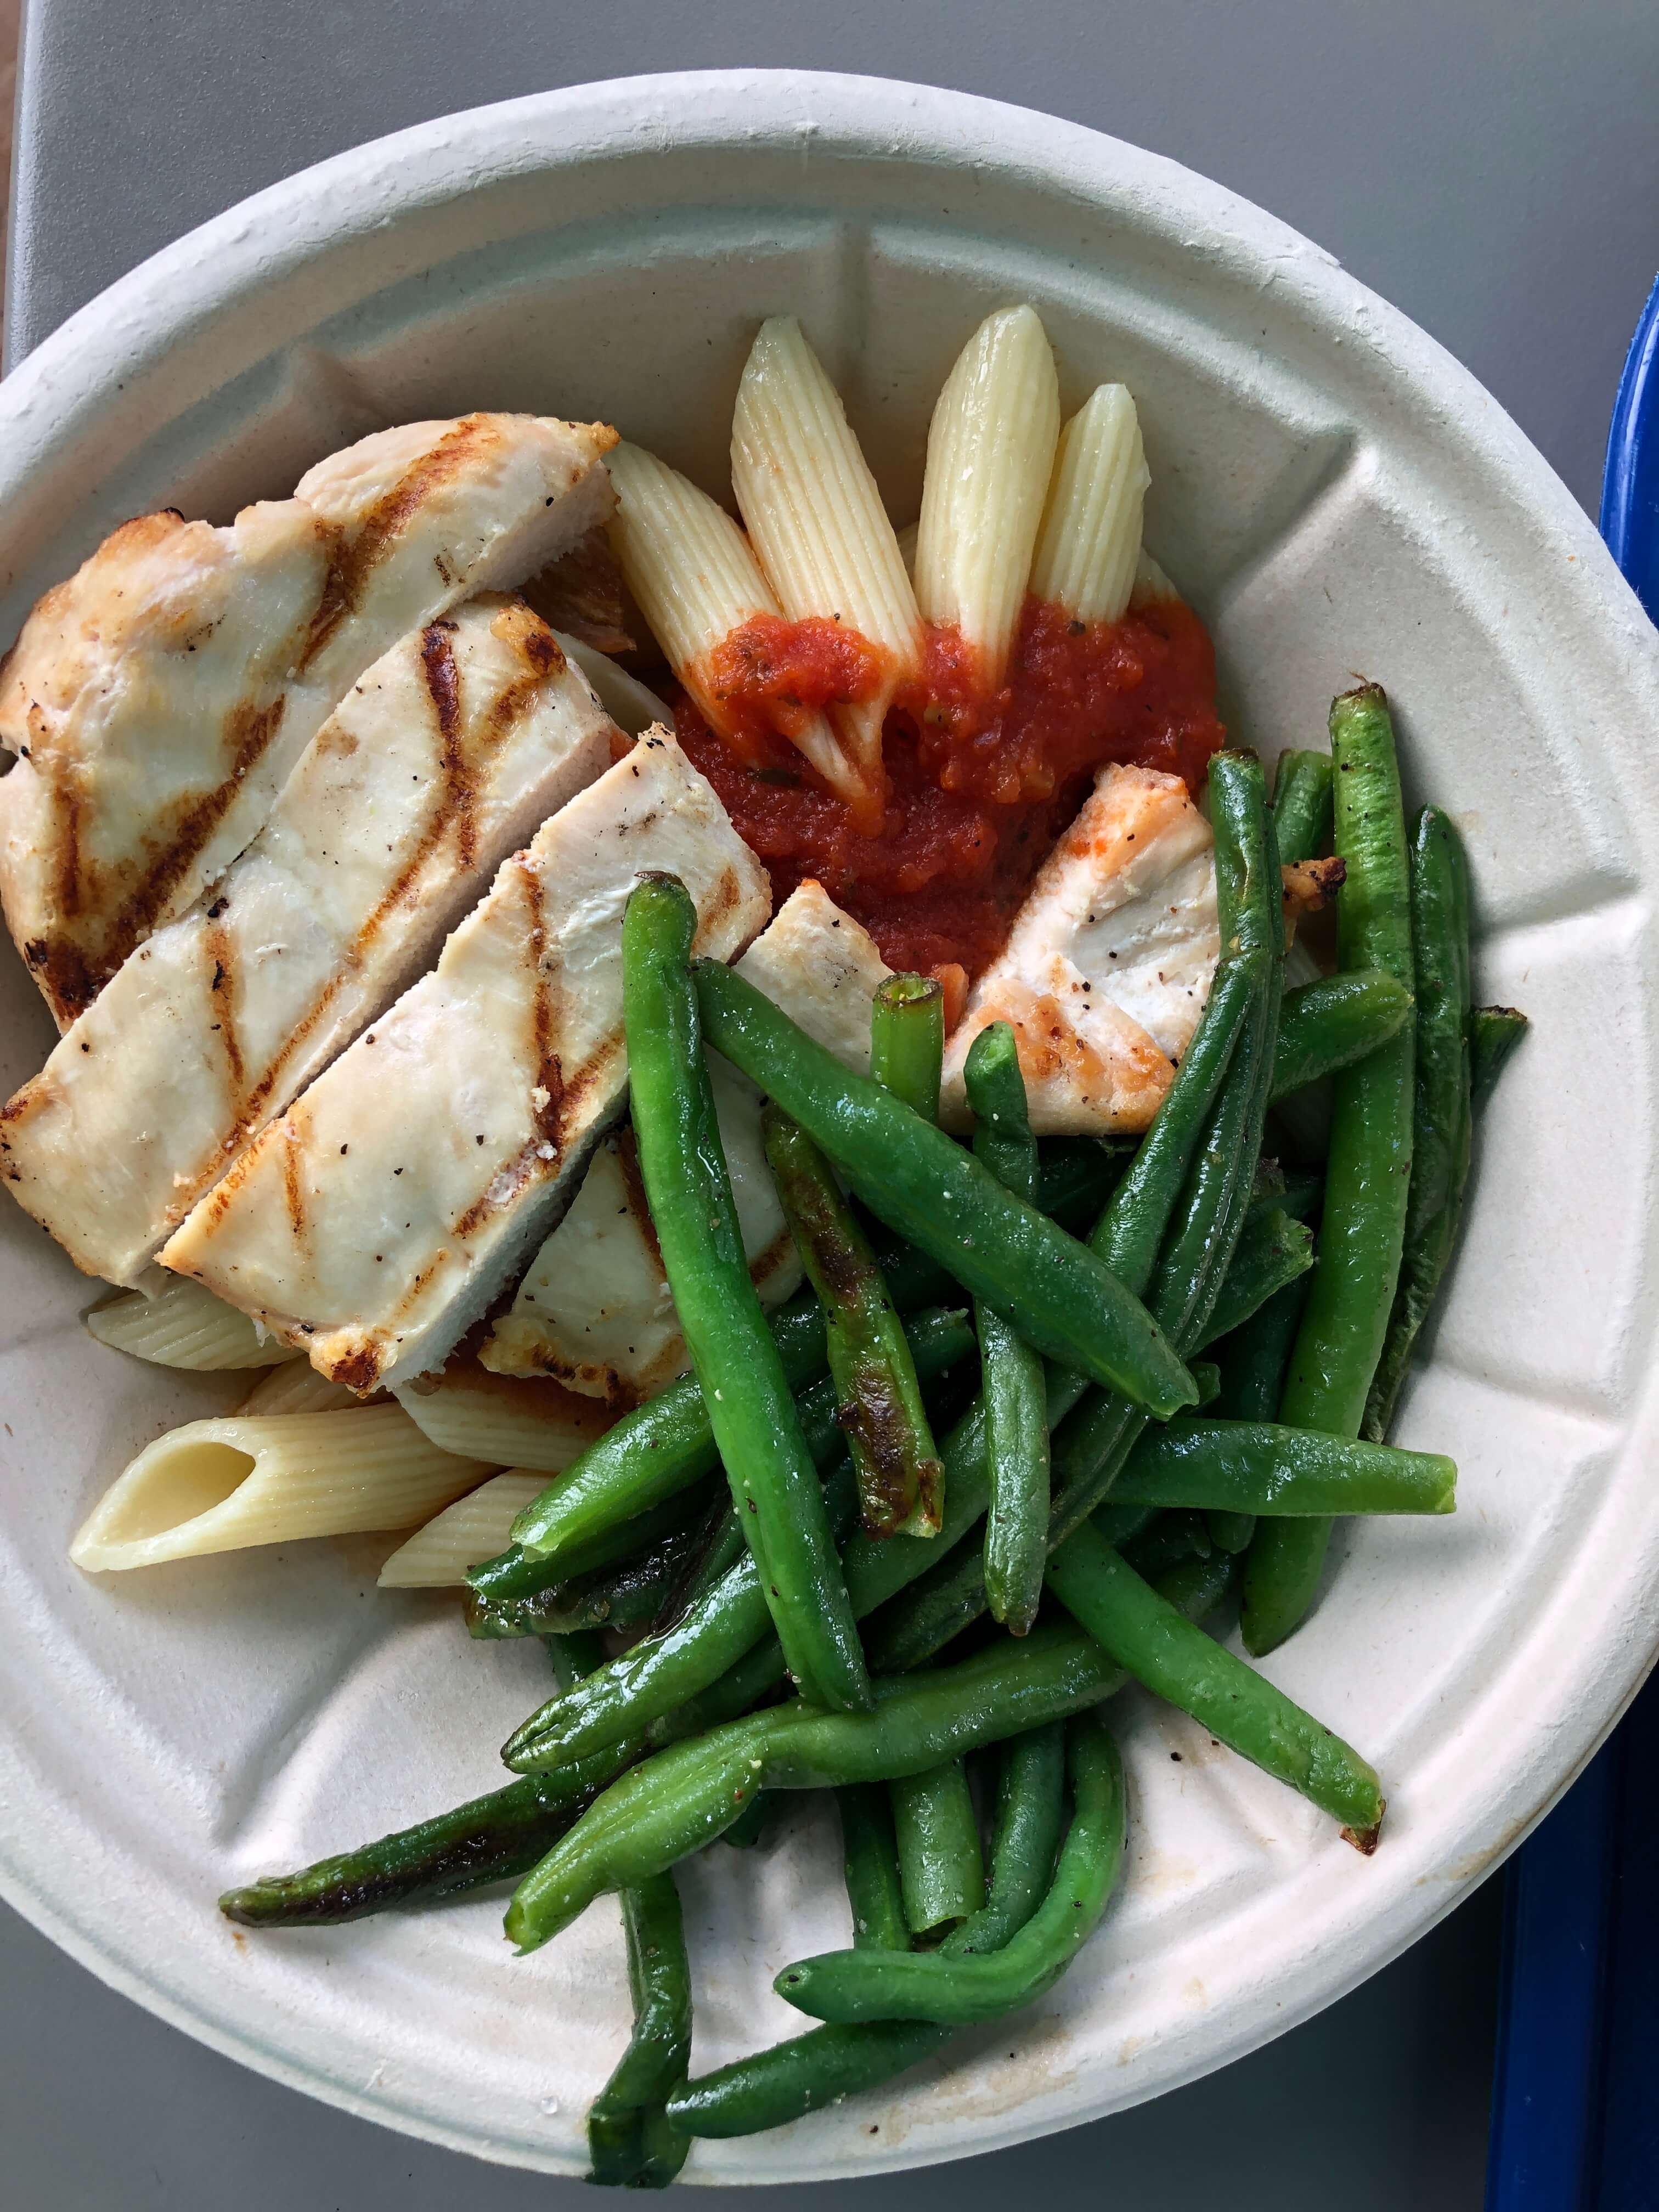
6 4 1657 2205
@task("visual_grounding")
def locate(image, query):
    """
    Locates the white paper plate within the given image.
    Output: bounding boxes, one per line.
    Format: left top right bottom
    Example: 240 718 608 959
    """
2 69 1657 2187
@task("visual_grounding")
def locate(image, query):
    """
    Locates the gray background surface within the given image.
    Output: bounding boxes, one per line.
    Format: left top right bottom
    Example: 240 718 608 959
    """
4 2 1656 2205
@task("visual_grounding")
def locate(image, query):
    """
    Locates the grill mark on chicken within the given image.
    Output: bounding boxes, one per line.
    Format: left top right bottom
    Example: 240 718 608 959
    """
298 416 498 674
37 692 292 1025
53 774 84 923
279 1111 310 1251
447 859 583 1244
483 604 566 744
418 619 476 872
204 916 246 1105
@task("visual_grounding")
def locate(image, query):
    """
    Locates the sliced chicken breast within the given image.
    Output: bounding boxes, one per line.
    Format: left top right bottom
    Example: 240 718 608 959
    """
477 880 890 1400
0 413 616 1027
1 598 614 1286
156 732 769 1392
940 763 1219 1135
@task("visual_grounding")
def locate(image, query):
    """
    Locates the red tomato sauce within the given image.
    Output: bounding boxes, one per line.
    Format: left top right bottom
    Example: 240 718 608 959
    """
694 613 887 763
674 595 1226 978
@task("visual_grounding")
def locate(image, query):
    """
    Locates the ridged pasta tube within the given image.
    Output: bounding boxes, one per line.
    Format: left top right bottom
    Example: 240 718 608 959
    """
913 307 1060 684
1029 385 1150 624
731 318 922 801
236 1363 368 1417
378 1470 547 1587
394 1366 612 1471
605 443 854 800
86 1274 297 1371
69 1407 495 1572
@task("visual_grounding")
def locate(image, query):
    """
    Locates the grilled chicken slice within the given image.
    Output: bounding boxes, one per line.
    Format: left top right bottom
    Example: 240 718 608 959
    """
1 599 614 1286
157 732 769 1392
0 413 617 1028
940 763 1219 1135
477 881 891 1399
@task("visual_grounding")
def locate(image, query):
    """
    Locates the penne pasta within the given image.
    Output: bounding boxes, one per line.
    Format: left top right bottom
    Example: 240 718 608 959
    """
395 1363 613 1470
69 1407 495 1572
87 1273 298 1371
913 306 1060 683
377 1470 549 1587
237 1362 371 1417
605 443 855 800
1029 384 1150 624
731 318 922 802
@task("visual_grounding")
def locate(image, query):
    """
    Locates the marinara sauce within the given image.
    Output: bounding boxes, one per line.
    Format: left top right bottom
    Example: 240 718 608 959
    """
675 594 1225 979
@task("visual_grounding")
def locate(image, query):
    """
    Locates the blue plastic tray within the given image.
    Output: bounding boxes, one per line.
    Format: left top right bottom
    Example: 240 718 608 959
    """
1483 275 1659 2212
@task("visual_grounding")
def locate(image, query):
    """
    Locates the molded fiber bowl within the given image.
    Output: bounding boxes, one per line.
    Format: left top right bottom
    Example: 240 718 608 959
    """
1 69 1656 2185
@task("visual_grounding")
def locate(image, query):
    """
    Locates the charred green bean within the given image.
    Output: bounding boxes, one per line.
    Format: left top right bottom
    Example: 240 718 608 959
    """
766 1105 943 1537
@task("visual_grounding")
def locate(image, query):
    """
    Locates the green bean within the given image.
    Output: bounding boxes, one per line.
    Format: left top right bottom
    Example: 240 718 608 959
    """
1036 1139 1130 1232
889 1754 986 1936
1111 1419 1455 1515
1090 957 1259 1299
1363 808 1472 1441
1469 1005 1529 1109
1196 1206 1314 1350
967 1024 1051 1635
505 1625 1132 1952
1045 755 1284 1544
624 876 871 1714
841 755 1284 1666
219 1741 636 1929
1204 1274 1311 1553
1270 972 1415 1104
695 960 1196 1418
467 1503 712 1639
1242 686 1416 1655
838 1785 910 1950
1047 1527 1382 1838
472 1479 721 1612
494 1238 949 1589
766 1105 943 1538
1124 1509 1212 1574
968 1725 1068 1942
501 1312 975 1774
776 1716 1124 2027
870 972 946 1120
720 1794 777 1851
663 1584 1223 2141
1272 748 1335 864
544 1629 608 1687
587 1871 693 2188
